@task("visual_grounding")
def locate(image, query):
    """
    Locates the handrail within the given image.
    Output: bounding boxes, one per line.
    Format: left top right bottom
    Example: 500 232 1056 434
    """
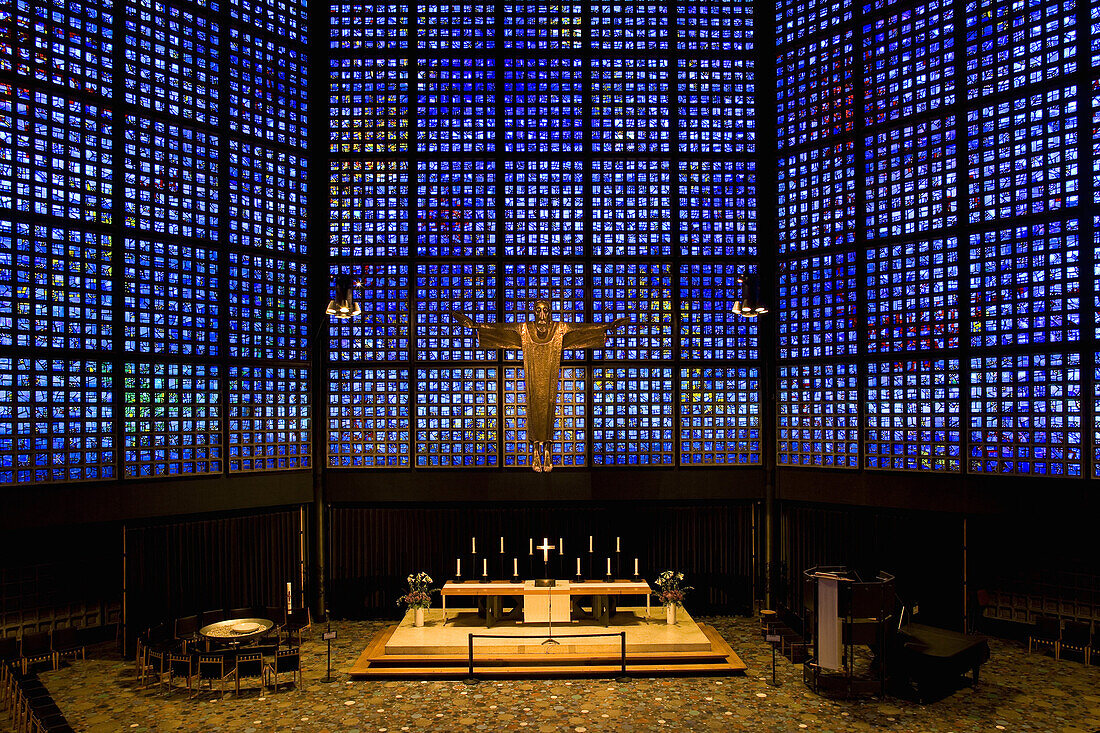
466 631 628 679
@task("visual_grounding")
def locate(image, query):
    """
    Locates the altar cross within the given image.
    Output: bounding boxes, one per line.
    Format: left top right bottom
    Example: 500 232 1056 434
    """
536 538 556 564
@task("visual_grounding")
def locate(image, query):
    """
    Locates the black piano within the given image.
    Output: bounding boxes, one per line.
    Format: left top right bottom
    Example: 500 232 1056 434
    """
893 623 990 701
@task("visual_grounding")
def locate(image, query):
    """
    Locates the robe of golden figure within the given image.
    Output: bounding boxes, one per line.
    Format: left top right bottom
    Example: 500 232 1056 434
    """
451 301 630 472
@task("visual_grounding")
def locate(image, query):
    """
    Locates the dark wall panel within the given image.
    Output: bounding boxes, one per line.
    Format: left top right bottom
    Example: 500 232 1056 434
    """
329 502 758 617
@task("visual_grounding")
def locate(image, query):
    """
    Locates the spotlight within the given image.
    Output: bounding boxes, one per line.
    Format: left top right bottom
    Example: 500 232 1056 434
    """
325 275 361 319
732 274 768 319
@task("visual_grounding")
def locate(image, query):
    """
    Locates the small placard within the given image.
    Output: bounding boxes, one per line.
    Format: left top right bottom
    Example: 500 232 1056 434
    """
323 631 338 641
765 634 781 643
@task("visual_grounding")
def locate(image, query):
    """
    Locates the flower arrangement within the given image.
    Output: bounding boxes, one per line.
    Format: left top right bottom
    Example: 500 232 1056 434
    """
397 572 438 610
653 570 692 608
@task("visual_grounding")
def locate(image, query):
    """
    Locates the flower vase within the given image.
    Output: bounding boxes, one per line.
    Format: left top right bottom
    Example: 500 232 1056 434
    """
665 604 677 626
414 607 425 627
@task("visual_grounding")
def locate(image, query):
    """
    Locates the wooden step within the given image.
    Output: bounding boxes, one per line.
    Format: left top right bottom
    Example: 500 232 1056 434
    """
351 662 743 678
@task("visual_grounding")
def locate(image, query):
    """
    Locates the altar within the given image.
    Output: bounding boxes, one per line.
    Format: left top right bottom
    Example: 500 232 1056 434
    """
439 579 652 626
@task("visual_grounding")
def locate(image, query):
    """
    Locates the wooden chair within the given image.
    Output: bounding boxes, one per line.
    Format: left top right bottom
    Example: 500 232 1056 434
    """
229 607 254 620
50 627 85 666
166 653 196 698
1028 615 1061 658
197 651 236 697
138 647 167 690
234 652 264 695
201 609 226 627
1061 620 1091 664
283 608 311 647
18 633 55 674
174 615 200 652
264 648 301 692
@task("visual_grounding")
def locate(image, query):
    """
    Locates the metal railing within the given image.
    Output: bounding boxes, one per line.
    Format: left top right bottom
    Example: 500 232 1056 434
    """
466 631 629 680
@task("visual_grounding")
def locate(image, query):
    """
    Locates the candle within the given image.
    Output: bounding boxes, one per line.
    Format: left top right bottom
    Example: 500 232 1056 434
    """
483 558 487 577
529 538 533 555
576 557 581 575
606 557 611 576
589 535 593 552
513 557 518 577
286 582 292 612
500 536 504 554
457 558 461 576
634 558 639 576
559 537 564 554
472 537 476 554
616 537 620 552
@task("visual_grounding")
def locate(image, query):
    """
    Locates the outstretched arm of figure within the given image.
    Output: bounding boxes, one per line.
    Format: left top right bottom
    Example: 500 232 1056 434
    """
561 316 632 349
448 311 523 349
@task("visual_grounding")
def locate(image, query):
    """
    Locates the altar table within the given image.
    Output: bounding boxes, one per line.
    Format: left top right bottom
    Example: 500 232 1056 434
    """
440 580 652 627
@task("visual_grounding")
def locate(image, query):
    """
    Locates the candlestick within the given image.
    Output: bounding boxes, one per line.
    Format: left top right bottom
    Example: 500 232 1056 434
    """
559 537 564 554
588 535 593 552
616 536 620 552
576 557 581 576
634 558 639 576
482 558 487 577
457 558 461 576
513 557 518 577
472 537 476 554
500 536 504 554
529 538 533 555
606 557 611 576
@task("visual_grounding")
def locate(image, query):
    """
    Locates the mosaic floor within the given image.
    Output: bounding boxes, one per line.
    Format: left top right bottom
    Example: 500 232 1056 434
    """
36 615 1100 732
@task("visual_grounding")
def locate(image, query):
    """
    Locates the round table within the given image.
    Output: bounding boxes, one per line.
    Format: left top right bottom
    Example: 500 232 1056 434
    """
199 617 275 646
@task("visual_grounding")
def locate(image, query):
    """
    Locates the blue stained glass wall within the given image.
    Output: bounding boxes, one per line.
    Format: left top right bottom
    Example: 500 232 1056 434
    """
778 0 1093 480
328 0 759 469
0 0 309 486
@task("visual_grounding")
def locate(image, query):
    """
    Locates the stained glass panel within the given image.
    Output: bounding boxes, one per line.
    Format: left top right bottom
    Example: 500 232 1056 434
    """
124 0 219 126
777 362 860 468
677 0 754 51
330 58 409 154
0 357 114 485
866 237 960 353
329 160 409 258
679 367 760 465
776 31 854 149
0 85 113 224
968 353 1081 476
123 115 218 239
503 160 585 257
503 3 583 49
591 367 674 466
417 2 494 48
1 0 114 97
228 252 309 361
966 86 1078 223
0 221 113 351
776 0 852 47
415 262 496 361
777 142 855 254
777 252 858 359
228 140 308 255
228 28 308 149
228 365 310 472
328 263 409 362
331 2 407 49
328 368 410 468
679 160 756 257
679 262 759 360
416 160 495 256
866 359 961 472
591 1 668 50
415 367 498 467
592 160 671 256
592 58 669 153
866 115 957 238
124 237 218 356
502 261 587 360
502 58 584 153
230 0 307 43
417 58 495 153
504 366 586 468
591 261 673 360
123 361 221 477
677 58 755 154
969 219 1080 347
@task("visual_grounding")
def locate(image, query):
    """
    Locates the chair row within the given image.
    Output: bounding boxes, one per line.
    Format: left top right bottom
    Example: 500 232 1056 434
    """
0 628 86 675
1 664 75 733
1028 615 1098 665
167 606 312 651
137 645 302 698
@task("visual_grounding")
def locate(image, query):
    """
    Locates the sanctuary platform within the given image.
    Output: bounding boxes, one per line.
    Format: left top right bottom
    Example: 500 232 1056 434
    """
349 606 747 679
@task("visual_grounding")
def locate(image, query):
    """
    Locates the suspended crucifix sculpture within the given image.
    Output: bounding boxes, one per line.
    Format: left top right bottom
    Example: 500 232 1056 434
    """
451 301 630 472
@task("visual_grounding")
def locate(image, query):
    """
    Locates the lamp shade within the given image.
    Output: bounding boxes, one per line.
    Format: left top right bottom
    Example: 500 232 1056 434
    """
326 276 361 319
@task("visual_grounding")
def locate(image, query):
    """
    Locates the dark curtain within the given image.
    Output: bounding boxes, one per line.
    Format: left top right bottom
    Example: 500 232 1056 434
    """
125 508 305 646
328 502 757 617
780 503 963 627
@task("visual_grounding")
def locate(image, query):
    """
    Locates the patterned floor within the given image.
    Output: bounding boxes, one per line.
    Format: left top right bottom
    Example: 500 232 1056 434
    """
37 615 1100 732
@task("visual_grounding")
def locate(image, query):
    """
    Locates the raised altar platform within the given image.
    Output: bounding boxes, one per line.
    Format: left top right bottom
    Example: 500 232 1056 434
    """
349 605 747 679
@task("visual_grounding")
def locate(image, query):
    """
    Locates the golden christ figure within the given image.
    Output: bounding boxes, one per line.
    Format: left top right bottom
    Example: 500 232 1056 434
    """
450 301 630 472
